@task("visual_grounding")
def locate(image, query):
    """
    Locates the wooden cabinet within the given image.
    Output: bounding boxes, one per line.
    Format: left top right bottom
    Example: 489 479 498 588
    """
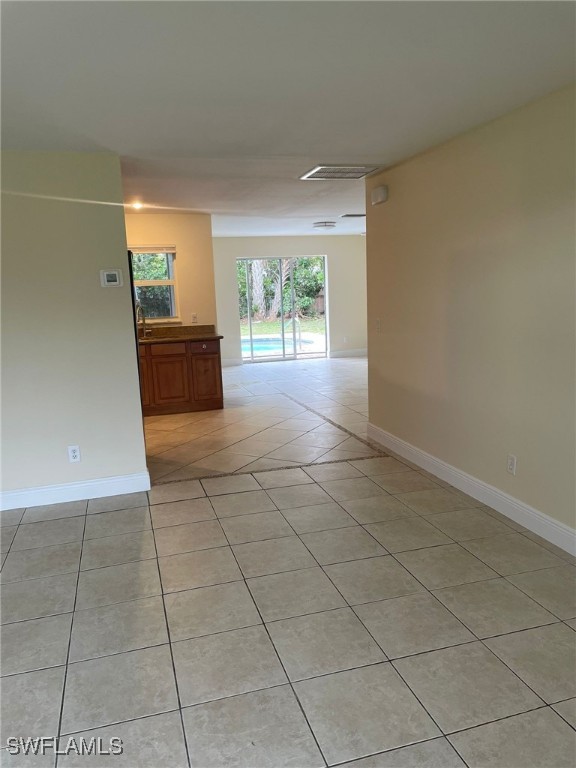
151 357 191 405
138 350 152 408
191 354 222 400
138 337 223 415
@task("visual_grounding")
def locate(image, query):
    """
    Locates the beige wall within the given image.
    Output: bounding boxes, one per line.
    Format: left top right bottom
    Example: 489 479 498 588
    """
366 86 575 530
1 152 147 499
125 213 216 327
212 235 367 363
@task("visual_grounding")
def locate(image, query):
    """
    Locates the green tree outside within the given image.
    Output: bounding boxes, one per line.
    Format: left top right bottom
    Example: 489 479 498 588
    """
132 252 175 318
237 257 325 321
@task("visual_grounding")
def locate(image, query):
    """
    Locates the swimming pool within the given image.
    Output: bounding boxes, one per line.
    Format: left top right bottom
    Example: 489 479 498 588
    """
241 336 314 356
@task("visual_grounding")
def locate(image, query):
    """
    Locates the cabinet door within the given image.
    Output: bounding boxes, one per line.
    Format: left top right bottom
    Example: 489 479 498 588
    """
151 356 191 405
138 354 152 407
191 354 222 401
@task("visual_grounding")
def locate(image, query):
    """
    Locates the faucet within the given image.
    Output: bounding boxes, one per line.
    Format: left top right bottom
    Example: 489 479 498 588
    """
135 302 151 337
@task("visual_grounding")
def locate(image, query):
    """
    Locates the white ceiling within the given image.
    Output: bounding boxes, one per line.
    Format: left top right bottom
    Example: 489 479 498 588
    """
2 1 574 236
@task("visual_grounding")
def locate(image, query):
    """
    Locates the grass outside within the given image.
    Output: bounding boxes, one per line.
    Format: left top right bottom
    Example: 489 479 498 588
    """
239 316 326 337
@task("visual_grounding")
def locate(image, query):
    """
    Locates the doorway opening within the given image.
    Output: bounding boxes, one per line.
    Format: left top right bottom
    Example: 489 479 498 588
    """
237 256 327 362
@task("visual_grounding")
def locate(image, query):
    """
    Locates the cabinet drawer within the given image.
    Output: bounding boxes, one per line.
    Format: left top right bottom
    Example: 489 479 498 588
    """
189 340 219 355
150 342 187 356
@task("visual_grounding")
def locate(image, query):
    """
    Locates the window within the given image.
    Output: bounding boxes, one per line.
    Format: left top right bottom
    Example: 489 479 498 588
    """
130 249 179 319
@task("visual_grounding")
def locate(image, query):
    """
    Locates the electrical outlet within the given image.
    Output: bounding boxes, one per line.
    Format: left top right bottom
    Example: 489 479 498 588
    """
191 313 198 323
506 454 517 476
68 445 81 463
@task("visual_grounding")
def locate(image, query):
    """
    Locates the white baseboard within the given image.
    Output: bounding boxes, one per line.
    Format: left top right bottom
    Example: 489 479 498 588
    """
367 423 576 556
329 348 368 358
0 471 151 511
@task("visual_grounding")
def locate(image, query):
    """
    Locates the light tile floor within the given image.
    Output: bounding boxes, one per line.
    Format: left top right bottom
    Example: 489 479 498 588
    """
2 360 576 767
144 358 378 483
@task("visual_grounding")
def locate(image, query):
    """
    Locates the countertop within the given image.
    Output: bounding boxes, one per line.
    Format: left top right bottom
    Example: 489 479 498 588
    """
137 323 223 345
138 334 223 345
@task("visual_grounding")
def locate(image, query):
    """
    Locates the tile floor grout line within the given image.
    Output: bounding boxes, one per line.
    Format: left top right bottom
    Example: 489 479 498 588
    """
301 525 455 754
3 544 158 585
54 509 88 768
8 611 566 679
516 530 576 565
551 703 576 732
6 547 569 623
500 569 574 622
56 706 181 739
147 402 347 476
279 390 382 451
344 538 484 650
146 380 377 482
0 608 76 628
4 539 84 556
301 533 421 669
373 545 558 710
0 511 24 570
383 547 509 639
149 506 193 768
387 653 468 742
324 734 468 768
472 639 550 707
14 513 88 528
151 457 401 490
412 513 518 540
441 736 472 768
442 702 551 738
4 551 569 623
448 542 570 580
177 680 295 711
212 494 330 768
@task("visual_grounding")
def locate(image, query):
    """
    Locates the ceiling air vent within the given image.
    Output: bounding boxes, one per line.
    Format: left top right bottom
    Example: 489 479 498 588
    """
341 213 366 218
313 221 336 229
300 165 380 181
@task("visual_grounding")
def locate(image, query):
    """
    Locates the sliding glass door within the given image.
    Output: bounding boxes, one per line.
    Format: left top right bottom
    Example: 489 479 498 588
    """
237 256 327 361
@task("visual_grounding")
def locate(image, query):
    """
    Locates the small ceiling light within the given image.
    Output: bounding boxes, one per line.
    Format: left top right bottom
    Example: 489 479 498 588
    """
132 202 143 210
313 221 336 229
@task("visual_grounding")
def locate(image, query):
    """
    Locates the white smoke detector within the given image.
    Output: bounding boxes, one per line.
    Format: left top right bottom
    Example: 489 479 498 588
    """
371 185 389 205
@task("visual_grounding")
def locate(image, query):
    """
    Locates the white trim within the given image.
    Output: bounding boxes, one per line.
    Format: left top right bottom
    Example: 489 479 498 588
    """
367 423 576 556
329 348 367 358
0 471 151 511
129 246 176 253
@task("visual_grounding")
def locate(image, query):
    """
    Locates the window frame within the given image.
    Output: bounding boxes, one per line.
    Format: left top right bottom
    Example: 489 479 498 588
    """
130 247 180 323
